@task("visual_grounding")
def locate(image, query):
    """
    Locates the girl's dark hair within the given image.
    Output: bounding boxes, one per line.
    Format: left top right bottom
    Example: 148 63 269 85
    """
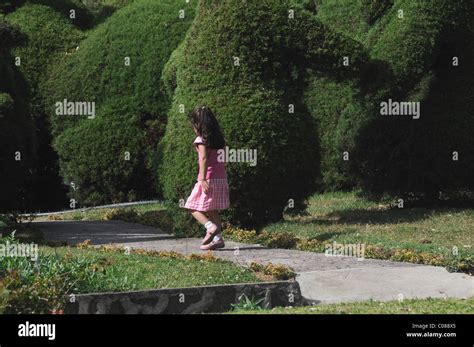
189 106 225 149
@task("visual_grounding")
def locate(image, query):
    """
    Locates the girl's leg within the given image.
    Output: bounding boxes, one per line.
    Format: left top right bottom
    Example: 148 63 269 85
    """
190 210 218 245
190 210 210 225
207 210 221 232
207 210 223 241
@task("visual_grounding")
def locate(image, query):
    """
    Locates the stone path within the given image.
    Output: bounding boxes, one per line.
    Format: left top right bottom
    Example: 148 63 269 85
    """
35 220 474 304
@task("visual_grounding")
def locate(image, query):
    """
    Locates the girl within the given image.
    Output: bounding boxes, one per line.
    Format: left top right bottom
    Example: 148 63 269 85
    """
184 106 230 250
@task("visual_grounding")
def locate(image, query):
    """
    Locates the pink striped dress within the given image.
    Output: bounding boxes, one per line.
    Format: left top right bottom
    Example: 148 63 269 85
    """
184 136 230 212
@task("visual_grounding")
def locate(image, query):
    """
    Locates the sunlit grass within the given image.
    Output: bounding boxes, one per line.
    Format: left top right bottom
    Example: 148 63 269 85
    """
231 297 474 314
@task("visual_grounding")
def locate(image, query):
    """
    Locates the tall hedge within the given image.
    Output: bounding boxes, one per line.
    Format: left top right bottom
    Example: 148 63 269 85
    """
41 0 197 206
159 0 367 230
301 0 369 190
352 0 474 198
303 0 474 199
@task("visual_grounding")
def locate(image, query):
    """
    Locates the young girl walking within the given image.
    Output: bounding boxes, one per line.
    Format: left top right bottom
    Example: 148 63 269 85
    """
184 106 230 250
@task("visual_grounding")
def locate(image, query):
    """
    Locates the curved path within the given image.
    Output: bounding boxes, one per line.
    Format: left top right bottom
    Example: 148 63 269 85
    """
35 220 474 304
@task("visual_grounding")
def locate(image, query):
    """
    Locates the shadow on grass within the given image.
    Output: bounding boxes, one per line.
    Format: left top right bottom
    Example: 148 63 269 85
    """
285 206 473 226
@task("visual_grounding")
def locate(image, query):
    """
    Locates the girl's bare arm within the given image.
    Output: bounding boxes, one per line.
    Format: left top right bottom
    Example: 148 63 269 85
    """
197 144 209 193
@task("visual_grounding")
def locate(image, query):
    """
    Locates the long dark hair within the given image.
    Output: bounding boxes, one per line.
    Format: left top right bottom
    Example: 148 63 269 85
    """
189 106 225 149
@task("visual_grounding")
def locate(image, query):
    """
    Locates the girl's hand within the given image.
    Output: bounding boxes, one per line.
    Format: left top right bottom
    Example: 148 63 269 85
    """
199 179 209 194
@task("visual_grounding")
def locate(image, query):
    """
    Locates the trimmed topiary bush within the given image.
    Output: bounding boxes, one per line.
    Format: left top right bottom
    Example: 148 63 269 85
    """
7 4 84 113
302 0 474 200
53 102 156 206
42 0 197 206
159 0 368 230
351 0 474 199
299 0 370 190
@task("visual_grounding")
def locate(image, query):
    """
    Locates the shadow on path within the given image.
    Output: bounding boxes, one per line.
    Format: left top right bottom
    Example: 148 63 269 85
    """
34 220 180 245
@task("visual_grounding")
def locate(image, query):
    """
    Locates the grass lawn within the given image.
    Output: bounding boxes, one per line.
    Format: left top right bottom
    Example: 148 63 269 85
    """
263 191 473 262
0 241 262 313
277 192 473 249
45 246 261 292
231 297 474 314
1 245 260 294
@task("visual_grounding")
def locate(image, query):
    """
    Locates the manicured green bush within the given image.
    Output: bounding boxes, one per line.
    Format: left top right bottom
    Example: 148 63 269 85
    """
351 0 474 199
44 0 196 136
42 0 196 205
300 0 370 190
303 0 474 199
53 102 154 206
159 0 367 229
7 4 84 112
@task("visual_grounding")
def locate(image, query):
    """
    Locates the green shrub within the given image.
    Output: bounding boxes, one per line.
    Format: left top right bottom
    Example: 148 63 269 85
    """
53 103 154 206
302 0 474 199
44 0 196 137
42 0 197 205
159 0 367 229
30 0 95 29
351 0 474 198
7 4 84 113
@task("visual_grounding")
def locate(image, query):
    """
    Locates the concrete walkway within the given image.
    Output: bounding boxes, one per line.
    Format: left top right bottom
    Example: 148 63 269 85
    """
35 220 474 304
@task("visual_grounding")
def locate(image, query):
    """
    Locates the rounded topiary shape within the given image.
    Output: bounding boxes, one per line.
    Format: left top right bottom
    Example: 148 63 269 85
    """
43 0 197 137
159 0 367 229
301 0 371 191
42 0 197 205
351 0 474 198
302 0 474 199
53 102 152 206
7 4 85 115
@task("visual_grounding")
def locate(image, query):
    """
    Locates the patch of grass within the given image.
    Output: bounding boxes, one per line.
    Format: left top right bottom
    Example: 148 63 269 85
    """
219 192 472 273
0 238 262 313
262 191 473 272
47 245 261 292
231 297 474 314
